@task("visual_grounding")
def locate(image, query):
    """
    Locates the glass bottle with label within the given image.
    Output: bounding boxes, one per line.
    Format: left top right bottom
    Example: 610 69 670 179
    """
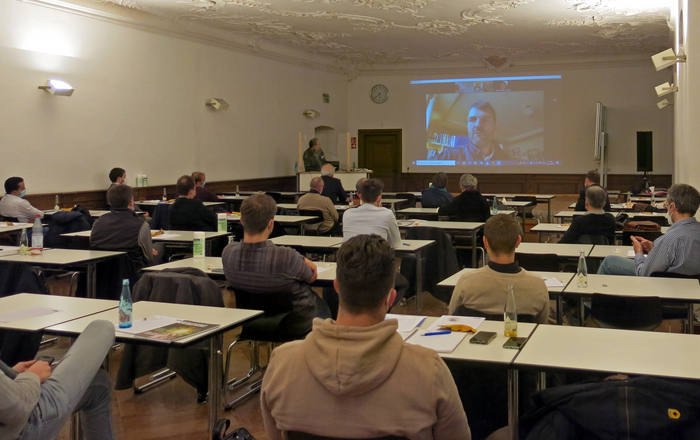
119 279 133 328
19 229 29 255
577 250 588 288
31 214 43 252
504 285 517 337
492 196 498 214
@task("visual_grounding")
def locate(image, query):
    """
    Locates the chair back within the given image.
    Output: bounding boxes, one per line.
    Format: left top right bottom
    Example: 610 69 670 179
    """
590 294 662 331
621 230 663 246
515 253 559 272
289 433 408 440
232 289 299 342
513 196 537 205
453 306 538 323
395 193 416 208
152 202 171 230
266 192 282 203
577 234 610 245
298 209 324 224
0 215 19 222
402 226 459 303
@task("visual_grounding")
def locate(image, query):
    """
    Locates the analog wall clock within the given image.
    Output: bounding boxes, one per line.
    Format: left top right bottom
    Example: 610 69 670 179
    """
370 84 389 104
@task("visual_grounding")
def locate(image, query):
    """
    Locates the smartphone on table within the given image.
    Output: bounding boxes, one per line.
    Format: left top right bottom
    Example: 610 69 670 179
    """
503 337 528 350
469 331 497 345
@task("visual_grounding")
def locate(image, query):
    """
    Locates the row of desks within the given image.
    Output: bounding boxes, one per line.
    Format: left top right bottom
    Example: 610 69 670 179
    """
531 223 669 243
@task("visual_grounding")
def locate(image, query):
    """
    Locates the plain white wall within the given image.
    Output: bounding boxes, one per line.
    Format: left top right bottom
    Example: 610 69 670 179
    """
348 64 674 176
0 1 348 193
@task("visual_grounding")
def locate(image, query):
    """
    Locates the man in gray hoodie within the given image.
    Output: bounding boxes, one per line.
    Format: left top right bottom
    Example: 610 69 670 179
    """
261 234 470 440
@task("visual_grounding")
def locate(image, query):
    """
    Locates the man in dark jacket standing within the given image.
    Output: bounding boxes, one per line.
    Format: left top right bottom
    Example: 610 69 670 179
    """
438 174 490 222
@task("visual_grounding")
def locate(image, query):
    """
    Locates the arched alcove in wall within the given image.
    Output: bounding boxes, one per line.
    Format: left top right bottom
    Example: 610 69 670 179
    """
314 125 337 165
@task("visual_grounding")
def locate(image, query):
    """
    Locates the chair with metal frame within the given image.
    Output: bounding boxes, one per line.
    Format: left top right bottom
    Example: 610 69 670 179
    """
590 293 662 331
515 252 560 272
650 271 700 333
224 288 308 410
297 209 330 236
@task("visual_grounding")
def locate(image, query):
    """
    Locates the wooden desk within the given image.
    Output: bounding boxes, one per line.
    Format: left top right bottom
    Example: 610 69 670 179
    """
61 230 230 255
136 200 224 208
516 242 593 258
398 220 484 268
379 198 408 210
270 235 343 254
588 245 633 259
0 248 124 298
46 301 263 439
396 207 515 220
227 214 318 235
439 269 573 294
0 293 116 331
484 194 556 222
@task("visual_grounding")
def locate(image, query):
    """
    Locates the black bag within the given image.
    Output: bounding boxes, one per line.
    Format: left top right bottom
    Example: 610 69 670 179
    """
213 420 257 440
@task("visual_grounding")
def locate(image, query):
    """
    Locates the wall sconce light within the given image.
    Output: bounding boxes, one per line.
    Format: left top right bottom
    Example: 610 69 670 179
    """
657 98 673 109
38 79 74 96
303 109 321 118
651 48 686 71
655 82 678 97
205 98 229 111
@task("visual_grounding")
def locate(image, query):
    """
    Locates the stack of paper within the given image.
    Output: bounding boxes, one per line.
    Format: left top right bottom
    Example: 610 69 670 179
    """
386 313 426 340
405 315 485 353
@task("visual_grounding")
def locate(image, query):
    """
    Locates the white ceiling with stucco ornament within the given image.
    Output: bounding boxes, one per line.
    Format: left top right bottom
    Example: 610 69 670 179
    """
49 0 674 74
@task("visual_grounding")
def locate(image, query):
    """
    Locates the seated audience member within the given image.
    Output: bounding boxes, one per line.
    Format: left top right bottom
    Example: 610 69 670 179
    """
0 320 116 440
222 194 330 336
351 177 367 206
297 177 339 235
598 183 700 276
421 172 454 208
0 177 43 223
191 171 221 203
437 174 490 222
319 163 347 204
575 169 612 212
91 184 159 270
169 175 218 231
449 214 549 323
108 167 126 191
261 234 471 439
342 178 401 248
558 185 616 244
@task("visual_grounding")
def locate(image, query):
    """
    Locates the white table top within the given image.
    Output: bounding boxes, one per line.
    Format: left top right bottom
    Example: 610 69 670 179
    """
136 200 224 207
0 223 33 233
44 210 145 218
0 293 117 331
226 214 317 224
588 245 634 259
416 317 537 364
383 192 422 197
380 198 408 204
483 194 556 201
394 239 435 252
531 223 669 235
61 230 230 241
270 235 343 248
0 248 124 265
277 203 350 212
514 325 700 380
46 301 263 346
517 242 593 258
438 268 573 293
396 207 515 217
142 257 337 283
563 273 700 301
0 246 21 257
397 220 485 232
503 201 536 207
570 202 630 210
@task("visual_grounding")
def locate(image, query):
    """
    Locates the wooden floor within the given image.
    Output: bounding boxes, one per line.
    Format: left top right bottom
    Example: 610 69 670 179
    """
45 194 584 439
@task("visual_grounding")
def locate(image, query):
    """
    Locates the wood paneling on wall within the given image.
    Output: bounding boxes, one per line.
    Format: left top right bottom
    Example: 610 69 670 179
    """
24 176 297 210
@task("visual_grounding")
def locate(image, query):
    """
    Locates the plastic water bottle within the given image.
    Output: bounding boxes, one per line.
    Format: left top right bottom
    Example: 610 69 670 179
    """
19 228 29 255
235 185 240 198
294 161 299 173
577 250 588 288
54 195 60 211
193 231 205 258
162 188 167 201
504 286 517 337
142 174 148 187
31 214 43 252
492 196 498 214
217 213 227 233
118 279 133 328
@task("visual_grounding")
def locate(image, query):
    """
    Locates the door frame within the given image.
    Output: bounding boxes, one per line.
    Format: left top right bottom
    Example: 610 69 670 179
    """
358 128 403 182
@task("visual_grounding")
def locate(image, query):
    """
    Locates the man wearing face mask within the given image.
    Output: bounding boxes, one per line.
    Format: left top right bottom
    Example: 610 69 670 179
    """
598 183 700 276
427 101 507 163
0 177 43 223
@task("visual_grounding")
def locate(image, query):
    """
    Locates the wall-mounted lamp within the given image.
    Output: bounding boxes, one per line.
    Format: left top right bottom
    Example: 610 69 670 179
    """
655 82 678 97
205 98 229 111
657 98 673 109
303 109 321 118
651 48 686 71
38 79 74 96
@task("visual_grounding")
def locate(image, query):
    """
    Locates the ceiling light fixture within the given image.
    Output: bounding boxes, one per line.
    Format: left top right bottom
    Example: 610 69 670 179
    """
38 79 74 96
657 98 673 109
651 49 686 71
655 82 678 97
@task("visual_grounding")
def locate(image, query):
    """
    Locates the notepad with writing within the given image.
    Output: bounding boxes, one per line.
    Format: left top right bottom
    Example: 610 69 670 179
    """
543 277 564 288
405 331 467 353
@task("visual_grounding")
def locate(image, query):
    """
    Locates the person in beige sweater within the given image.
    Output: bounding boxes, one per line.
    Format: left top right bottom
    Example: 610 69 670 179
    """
297 176 339 234
448 214 549 323
261 234 471 440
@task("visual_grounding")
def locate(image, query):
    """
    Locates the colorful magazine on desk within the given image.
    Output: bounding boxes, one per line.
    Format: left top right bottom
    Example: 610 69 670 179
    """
135 320 219 341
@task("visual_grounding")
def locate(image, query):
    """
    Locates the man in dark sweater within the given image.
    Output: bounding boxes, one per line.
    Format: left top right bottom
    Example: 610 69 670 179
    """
169 175 218 231
559 185 616 244
438 173 490 222
91 184 156 270
320 163 347 204
575 169 612 212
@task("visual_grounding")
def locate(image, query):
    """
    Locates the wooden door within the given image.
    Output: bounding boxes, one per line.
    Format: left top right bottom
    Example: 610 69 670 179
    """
358 129 402 191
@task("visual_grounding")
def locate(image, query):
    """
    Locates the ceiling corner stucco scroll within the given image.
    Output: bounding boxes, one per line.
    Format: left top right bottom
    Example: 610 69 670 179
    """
89 0 142 10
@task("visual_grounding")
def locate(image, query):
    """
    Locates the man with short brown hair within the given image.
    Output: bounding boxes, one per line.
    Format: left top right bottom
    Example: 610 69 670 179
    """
261 235 471 439
169 175 218 231
342 178 401 248
574 169 611 212
448 214 549 323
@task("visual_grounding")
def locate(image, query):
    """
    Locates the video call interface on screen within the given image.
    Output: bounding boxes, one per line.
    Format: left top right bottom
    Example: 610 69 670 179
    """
409 75 562 169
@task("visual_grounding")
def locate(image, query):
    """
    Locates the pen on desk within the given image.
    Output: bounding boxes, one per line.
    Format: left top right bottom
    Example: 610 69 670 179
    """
422 330 451 336
402 243 410 246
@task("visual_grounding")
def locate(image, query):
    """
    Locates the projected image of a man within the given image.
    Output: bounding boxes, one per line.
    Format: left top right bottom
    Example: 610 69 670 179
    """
429 101 506 163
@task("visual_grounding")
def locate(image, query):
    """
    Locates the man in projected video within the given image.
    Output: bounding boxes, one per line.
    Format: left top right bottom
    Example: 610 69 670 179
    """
428 101 506 163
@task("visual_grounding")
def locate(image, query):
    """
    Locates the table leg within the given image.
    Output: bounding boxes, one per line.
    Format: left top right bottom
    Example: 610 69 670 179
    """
206 240 212 256
208 334 223 440
687 304 694 334
556 295 564 325
471 230 477 268
520 208 526 234
537 232 543 243
578 298 585 326
536 372 547 391
547 200 552 223
299 224 305 236
508 369 519 440
87 263 96 299
414 249 425 314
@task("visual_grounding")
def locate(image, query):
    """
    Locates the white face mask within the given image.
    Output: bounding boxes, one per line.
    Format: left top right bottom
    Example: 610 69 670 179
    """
201 182 205 187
